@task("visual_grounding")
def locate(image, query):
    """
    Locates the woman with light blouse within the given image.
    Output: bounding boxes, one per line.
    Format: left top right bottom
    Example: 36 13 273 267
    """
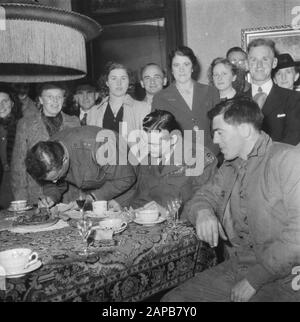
92 62 149 141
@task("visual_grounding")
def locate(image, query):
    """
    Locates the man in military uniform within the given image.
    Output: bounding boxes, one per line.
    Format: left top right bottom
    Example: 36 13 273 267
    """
112 109 217 214
162 97 300 302
25 126 136 208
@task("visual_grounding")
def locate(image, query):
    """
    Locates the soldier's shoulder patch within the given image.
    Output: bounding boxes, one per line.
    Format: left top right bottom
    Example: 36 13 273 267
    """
205 151 216 165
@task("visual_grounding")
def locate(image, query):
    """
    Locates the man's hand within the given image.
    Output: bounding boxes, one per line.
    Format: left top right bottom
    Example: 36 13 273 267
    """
38 196 55 209
195 209 227 247
231 279 256 302
108 199 122 211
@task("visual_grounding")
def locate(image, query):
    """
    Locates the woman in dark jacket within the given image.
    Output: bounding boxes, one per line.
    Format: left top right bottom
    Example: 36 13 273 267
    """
152 46 220 155
0 85 22 208
11 83 80 204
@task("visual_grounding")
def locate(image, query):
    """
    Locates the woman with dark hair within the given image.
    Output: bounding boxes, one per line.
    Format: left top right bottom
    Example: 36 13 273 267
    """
0 85 22 208
11 82 80 205
93 61 149 139
111 109 217 217
152 46 220 155
208 57 244 99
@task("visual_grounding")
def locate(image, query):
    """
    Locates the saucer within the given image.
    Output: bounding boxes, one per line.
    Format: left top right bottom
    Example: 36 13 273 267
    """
113 225 127 234
85 210 109 219
8 205 33 213
5 260 42 278
134 216 166 226
93 224 126 235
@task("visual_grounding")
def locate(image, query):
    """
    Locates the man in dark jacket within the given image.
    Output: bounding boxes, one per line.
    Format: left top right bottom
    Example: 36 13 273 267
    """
246 38 300 145
162 97 300 302
25 126 136 207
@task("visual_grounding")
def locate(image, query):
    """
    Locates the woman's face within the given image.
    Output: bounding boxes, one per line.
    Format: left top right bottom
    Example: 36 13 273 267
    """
106 68 129 98
0 92 13 119
172 54 193 84
212 63 236 92
39 88 65 117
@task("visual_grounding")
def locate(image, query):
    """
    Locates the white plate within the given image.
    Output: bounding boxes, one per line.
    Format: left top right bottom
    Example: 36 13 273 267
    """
134 216 166 226
7 205 33 213
4 260 42 278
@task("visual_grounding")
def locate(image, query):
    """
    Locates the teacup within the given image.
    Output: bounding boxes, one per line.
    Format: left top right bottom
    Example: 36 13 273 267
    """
92 201 107 217
10 200 27 211
136 209 159 222
98 218 127 232
0 248 38 274
93 227 114 240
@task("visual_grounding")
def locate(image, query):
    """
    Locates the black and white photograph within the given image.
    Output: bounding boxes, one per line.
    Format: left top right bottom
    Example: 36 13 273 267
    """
0 0 299 307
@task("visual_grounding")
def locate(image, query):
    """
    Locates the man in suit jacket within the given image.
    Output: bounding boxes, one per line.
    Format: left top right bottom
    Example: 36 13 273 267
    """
246 38 300 145
74 83 102 126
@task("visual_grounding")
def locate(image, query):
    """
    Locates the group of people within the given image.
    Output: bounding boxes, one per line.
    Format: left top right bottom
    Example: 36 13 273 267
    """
1 36 300 302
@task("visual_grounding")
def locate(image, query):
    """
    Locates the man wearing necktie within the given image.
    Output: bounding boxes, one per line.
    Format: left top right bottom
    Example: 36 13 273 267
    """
74 84 102 127
246 38 300 145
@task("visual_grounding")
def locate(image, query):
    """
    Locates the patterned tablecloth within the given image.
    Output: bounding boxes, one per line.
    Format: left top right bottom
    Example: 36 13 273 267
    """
0 213 216 302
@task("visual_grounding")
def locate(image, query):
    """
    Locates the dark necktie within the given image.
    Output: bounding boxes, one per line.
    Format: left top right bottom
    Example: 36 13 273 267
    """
253 86 267 109
81 113 87 126
158 159 164 173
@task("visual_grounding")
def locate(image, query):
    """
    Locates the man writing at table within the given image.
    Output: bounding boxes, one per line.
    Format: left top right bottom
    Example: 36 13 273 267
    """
162 97 300 302
25 126 136 208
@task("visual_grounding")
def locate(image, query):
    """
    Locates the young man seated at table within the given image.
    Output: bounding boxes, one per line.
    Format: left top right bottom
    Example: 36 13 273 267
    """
162 97 300 302
25 126 136 208
110 109 217 216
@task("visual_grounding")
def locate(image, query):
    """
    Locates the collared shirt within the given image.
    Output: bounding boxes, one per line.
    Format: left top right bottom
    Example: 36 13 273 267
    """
224 134 267 258
251 79 273 97
143 95 153 106
79 109 90 122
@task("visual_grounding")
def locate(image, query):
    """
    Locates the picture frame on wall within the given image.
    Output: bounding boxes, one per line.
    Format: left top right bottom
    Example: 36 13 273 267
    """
241 25 300 60
241 25 300 88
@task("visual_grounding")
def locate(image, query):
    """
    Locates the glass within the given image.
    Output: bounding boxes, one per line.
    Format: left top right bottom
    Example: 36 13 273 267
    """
42 95 64 102
143 75 163 83
230 59 246 66
76 217 93 256
166 197 182 228
76 193 87 218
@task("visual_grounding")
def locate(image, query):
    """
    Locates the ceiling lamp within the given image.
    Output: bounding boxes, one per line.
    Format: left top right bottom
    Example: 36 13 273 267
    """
0 0 102 82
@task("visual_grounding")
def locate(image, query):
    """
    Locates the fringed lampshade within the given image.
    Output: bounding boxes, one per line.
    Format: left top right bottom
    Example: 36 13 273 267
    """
0 1 102 82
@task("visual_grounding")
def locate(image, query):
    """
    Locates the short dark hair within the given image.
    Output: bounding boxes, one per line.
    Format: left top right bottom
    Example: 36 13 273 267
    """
226 47 247 59
25 141 65 182
247 38 276 56
75 83 97 93
143 109 182 134
169 46 200 81
37 82 66 97
104 61 129 80
140 63 165 80
207 96 263 131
